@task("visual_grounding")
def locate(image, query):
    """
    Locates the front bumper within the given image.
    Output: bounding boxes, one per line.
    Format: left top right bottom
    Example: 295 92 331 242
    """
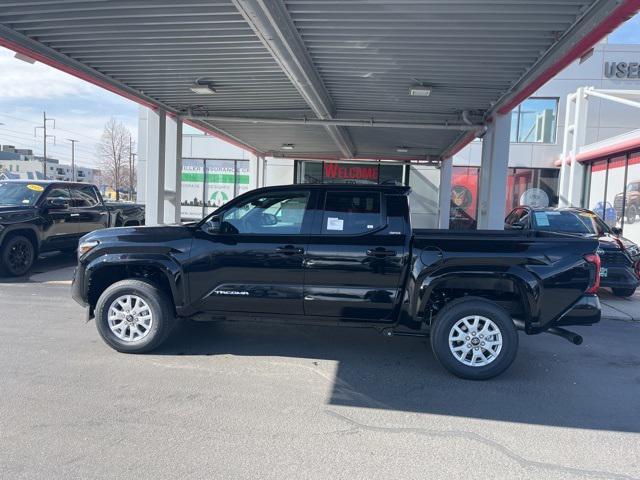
599 265 639 290
555 294 601 327
71 264 88 308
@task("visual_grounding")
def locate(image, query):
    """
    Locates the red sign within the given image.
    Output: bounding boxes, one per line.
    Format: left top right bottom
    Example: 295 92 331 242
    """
324 162 378 181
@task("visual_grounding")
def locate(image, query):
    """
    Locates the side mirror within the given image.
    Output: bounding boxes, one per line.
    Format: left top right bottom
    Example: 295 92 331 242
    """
261 213 278 226
506 221 525 230
204 216 221 234
44 198 69 210
611 226 623 235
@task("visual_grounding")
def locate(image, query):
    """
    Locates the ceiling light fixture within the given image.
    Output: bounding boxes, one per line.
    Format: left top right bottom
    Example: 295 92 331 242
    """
190 80 216 95
396 147 409 153
281 144 295 150
409 85 432 97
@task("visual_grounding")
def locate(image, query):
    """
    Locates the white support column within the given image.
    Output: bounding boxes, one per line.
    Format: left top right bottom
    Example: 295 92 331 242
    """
438 156 453 229
248 154 260 191
163 115 182 224
144 108 166 226
477 112 512 230
568 88 588 207
559 88 589 207
136 106 148 204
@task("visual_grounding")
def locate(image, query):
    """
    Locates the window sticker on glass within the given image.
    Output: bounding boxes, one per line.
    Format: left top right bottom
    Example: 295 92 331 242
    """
535 212 550 226
327 217 344 231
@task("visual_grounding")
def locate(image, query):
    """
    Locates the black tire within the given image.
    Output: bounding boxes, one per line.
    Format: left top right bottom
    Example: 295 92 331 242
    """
94 279 176 353
626 205 637 225
430 297 519 380
0 234 36 277
612 287 636 298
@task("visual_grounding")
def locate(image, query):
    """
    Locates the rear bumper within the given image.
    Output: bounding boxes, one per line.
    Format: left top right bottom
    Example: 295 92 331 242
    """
555 294 601 327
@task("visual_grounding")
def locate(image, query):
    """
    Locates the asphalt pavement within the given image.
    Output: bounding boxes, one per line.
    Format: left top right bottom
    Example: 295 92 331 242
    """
1 256 639 479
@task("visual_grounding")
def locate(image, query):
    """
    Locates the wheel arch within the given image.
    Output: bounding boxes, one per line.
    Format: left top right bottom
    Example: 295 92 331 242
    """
85 256 184 314
415 269 540 331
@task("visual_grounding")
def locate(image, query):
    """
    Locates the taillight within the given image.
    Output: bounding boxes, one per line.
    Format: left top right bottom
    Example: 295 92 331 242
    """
635 261 640 280
584 253 601 294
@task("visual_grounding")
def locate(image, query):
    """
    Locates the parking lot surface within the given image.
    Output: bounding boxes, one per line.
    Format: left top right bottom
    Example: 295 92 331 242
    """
1 258 639 479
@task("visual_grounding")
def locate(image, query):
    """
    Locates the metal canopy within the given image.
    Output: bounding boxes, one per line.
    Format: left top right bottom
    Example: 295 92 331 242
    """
0 0 637 161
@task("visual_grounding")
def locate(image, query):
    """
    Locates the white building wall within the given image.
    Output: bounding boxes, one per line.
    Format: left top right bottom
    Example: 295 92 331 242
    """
408 164 440 228
264 158 295 187
454 41 640 169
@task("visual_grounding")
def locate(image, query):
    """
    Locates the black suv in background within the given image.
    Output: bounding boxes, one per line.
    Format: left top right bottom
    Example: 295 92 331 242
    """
506 206 640 297
0 180 145 276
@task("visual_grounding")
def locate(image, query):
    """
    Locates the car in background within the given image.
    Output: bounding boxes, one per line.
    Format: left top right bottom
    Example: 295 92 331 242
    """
591 201 617 228
614 181 640 224
506 206 640 297
0 180 145 276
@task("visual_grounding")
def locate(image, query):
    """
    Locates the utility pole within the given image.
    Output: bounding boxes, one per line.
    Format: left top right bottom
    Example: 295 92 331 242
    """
34 111 55 179
67 139 79 181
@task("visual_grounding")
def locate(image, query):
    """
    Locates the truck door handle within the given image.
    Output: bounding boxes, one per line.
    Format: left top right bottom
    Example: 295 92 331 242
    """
276 245 304 255
366 248 396 257
70 213 80 217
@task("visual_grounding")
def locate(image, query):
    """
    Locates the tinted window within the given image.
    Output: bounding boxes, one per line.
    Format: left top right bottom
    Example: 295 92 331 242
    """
322 191 382 234
532 211 606 235
221 191 310 234
71 185 100 208
46 187 71 201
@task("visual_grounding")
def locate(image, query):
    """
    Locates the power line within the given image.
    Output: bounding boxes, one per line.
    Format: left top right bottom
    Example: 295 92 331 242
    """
34 111 55 178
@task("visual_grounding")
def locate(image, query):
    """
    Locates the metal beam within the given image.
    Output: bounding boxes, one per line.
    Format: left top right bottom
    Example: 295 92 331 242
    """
183 114 481 131
232 0 355 158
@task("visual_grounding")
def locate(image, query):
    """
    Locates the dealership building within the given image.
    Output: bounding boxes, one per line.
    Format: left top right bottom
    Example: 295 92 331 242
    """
137 39 640 244
5 1 638 239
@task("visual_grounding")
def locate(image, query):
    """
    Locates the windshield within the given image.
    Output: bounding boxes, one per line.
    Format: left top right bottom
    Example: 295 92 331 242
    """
0 182 44 206
532 210 607 235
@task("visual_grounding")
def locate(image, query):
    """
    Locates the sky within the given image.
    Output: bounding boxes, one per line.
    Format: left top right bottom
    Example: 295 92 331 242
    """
0 12 639 169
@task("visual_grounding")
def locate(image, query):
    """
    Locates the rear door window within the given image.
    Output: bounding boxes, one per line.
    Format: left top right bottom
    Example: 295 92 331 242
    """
70 185 100 208
322 191 383 235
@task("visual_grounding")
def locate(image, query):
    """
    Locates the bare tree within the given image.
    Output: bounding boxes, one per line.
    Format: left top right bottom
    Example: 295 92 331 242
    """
97 118 135 201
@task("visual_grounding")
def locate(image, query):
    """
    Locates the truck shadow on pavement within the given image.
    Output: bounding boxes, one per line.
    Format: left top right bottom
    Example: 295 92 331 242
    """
0 252 76 284
156 318 640 433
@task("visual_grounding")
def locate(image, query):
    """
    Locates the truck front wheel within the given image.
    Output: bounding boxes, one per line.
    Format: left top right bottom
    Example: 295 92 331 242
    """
94 279 176 353
430 298 518 380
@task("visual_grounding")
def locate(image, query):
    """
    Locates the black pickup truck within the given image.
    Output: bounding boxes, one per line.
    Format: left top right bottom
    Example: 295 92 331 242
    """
0 180 145 276
505 206 640 297
72 184 601 379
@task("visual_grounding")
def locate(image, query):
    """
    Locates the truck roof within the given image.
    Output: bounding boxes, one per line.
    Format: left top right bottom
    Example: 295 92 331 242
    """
0 179 93 187
249 183 411 195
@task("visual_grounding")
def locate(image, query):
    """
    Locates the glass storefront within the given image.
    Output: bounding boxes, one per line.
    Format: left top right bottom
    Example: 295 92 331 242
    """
180 158 249 220
510 98 559 143
450 167 479 229
588 150 640 246
505 168 559 214
295 160 406 185
448 167 560 229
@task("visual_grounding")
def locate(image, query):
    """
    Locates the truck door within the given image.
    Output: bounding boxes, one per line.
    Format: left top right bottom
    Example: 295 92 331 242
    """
69 184 109 237
40 186 75 250
303 190 407 322
188 188 316 315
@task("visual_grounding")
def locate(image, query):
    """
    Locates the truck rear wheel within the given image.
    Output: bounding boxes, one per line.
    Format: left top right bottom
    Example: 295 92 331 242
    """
94 279 176 353
430 298 518 380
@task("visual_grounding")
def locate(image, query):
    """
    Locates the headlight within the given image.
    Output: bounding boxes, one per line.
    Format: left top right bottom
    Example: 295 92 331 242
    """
78 240 100 258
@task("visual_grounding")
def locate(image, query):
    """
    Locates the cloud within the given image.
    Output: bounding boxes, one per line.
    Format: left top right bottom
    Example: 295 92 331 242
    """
0 47 139 168
0 48 101 99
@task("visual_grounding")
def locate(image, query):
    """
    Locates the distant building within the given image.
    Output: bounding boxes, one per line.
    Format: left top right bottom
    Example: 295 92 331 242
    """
0 144 100 183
